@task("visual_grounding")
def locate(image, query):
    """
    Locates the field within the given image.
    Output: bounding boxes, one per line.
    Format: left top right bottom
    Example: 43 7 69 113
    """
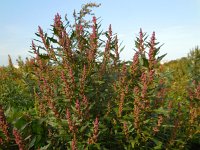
0 4 199 150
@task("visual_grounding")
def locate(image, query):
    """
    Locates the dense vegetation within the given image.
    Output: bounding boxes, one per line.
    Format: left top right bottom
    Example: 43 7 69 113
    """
0 4 199 150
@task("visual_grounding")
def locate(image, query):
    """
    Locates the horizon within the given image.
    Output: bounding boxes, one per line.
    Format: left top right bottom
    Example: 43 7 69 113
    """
0 0 200 66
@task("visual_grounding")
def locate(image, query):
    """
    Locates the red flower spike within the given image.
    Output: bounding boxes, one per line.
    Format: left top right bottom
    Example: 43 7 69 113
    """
32 41 37 54
93 117 99 142
139 28 144 53
123 122 129 139
54 13 62 28
0 105 10 142
148 31 156 69
109 24 112 37
92 16 97 25
132 52 139 74
75 99 81 115
38 26 43 37
71 134 77 150
114 35 119 66
66 108 74 132
13 129 24 150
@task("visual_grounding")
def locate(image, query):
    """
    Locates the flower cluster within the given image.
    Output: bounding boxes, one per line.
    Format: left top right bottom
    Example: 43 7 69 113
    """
13 129 24 150
148 32 156 69
66 108 75 132
88 117 99 144
0 105 9 143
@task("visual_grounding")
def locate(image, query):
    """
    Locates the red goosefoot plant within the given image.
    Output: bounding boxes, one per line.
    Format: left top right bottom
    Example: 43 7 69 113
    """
0 3 199 150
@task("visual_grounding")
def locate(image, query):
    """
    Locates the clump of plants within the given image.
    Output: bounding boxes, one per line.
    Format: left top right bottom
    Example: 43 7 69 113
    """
0 55 34 110
0 3 199 149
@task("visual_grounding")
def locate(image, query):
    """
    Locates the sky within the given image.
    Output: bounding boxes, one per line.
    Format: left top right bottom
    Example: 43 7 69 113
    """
0 0 200 65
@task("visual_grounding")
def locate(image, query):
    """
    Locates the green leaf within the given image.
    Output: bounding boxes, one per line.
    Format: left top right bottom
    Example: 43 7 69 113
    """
40 143 51 150
152 138 162 149
48 37 58 43
143 57 149 68
80 123 89 132
143 119 150 124
154 107 168 116
157 53 167 62
94 80 105 85
38 54 50 60
130 139 137 148
29 136 36 149
120 45 125 53
0 130 6 140
35 33 41 37
45 39 50 47
14 116 28 130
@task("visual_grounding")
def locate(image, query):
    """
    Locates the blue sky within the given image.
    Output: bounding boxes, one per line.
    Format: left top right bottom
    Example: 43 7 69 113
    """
0 0 200 65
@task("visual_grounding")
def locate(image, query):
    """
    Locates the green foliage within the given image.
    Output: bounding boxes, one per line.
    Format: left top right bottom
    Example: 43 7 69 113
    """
0 3 199 150
188 46 200 81
162 46 200 100
0 59 34 110
162 57 190 100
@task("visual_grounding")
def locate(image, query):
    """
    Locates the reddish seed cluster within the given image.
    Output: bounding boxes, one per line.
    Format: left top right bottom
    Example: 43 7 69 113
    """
100 25 112 75
133 86 140 130
75 99 81 116
139 28 144 53
118 90 125 117
195 82 200 100
123 122 129 139
54 13 62 29
31 41 37 55
38 26 57 61
13 129 24 150
114 35 119 67
80 65 87 95
108 24 112 37
188 82 199 124
46 97 59 118
76 24 83 36
118 64 127 117
93 117 99 141
0 105 9 143
82 95 88 107
31 41 45 72
88 16 98 63
153 115 163 133
61 70 73 100
54 13 73 60
133 103 140 130
66 108 75 132
81 95 89 119
71 134 77 150
189 107 198 124
40 77 59 118
31 40 44 69
88 117 99 144
140 72 148 99
68 66 75 89
38 26 49 50
148 32 156 69
92 16 96 26
131 52 139 74
148 69 155 84
60 30 71 54
91 16 97 40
